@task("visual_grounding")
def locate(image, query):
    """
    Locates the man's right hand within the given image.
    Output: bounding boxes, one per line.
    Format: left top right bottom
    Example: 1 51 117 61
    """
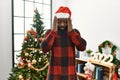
53 16 58 32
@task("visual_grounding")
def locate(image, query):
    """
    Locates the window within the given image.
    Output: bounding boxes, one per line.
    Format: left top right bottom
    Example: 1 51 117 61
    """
12 0 52 66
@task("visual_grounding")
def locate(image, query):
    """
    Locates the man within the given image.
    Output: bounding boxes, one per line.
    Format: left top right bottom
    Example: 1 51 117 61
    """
41 6 87 80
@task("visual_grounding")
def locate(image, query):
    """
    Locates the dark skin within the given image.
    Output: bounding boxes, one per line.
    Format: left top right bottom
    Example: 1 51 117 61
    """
53 16 73 32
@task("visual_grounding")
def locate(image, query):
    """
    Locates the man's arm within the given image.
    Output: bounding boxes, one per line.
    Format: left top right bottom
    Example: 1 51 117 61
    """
41 17 58 53
69 29 87 51
41 30 56 53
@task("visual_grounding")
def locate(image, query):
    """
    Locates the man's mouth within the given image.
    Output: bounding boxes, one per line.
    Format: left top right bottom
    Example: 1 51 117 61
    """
60 27 65 29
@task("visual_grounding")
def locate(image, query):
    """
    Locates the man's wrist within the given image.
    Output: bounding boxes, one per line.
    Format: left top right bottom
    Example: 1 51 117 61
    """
69 29 74 32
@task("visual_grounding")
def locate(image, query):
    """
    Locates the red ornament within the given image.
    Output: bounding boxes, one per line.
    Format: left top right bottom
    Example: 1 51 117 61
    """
39 37 44 42
112 73 118 80
26 78 30 80
21 57 25 60
86 69 93 80
24 36 29 41
19 61 25 68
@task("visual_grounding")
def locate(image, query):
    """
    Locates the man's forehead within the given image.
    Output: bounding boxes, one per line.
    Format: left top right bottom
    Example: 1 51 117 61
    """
58 18 67 20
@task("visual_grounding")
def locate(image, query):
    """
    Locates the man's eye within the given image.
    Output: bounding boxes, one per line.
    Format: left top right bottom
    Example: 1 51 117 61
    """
64 21 67 23
58 20 67 24
58 21 61 23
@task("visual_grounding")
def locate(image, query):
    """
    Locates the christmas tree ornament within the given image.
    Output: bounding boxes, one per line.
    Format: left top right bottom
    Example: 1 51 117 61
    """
21 57 25 60
34 38 37 42
39 37 44 42
24 40 27 43
26 78 30 80
34 49 37 52
39 50 43 53
24 36 29 41
19 75 23 79
18 61 25 68
29 39 32 41
32 50 35 53
25 53 29 57
39 58 42 62
28 62 32 68
32 59 37 64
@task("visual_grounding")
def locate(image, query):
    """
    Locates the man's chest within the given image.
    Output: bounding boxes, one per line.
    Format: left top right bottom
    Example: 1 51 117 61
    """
54 35 73 47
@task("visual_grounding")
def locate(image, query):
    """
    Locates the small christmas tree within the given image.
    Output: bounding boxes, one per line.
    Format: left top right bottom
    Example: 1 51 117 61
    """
8 8 50 80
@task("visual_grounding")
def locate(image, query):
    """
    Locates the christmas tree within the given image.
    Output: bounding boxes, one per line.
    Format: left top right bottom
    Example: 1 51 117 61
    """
8 8 50 80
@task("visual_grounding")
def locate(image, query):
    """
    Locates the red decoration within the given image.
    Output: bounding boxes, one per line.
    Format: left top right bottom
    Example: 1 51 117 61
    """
86 69 93 80
26 78 30 80
21 57 25 60
19 61 25 68
27 29 37 38
112 73 118 80
24 36 29 41
39 37 44 42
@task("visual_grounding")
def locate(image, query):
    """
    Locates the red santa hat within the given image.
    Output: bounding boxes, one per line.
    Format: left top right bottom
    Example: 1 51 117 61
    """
55 6 71 18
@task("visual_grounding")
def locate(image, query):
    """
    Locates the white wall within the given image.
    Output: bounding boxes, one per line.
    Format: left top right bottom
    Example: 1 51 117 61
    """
0 0 120 79
0 0 12 80
53 0 120 52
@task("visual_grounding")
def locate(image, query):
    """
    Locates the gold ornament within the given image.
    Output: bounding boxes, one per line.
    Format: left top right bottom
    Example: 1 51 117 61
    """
32 59 37 64
25 53 29 57
19 75 23 79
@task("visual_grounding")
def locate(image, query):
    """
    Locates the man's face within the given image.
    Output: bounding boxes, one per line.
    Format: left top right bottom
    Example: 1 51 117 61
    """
58 18 68 29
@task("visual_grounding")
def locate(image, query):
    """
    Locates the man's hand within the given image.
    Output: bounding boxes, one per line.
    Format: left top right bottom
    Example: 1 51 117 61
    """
53 16 58 32
68 17 73 32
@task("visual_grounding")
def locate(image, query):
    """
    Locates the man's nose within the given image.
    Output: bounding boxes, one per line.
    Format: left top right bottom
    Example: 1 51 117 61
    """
61 22 65 26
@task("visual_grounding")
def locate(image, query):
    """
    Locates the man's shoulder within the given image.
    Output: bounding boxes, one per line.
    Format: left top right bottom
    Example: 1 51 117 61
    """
45 29 52 33
73 29 80 33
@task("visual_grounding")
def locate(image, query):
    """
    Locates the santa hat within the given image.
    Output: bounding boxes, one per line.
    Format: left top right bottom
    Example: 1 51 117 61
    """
55 6 71 18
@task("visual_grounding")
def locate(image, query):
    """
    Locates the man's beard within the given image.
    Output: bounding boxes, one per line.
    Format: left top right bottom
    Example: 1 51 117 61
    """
58 26 68 35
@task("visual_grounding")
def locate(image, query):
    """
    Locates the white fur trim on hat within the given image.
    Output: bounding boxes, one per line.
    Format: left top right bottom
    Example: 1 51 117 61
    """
55 13 69 18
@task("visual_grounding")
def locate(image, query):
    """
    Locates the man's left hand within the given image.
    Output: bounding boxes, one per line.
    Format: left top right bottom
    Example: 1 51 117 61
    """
68 17 73 32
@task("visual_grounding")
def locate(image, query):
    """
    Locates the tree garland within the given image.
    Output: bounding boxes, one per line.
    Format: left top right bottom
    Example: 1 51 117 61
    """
21 47 50 72
98 40 120 77
31 62 49 72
